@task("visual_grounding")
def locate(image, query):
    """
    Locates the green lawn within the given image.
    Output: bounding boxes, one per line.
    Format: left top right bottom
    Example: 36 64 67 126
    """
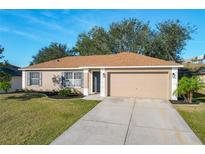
174 93 205 144
0 93 99 145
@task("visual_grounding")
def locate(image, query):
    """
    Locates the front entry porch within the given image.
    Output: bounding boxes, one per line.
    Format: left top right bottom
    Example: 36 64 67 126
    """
92 71 100 94
83 68 106 97
83 93 105 101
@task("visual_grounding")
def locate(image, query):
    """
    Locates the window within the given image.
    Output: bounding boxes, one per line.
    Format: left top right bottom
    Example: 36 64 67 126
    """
64 72 73 87
64 72 83 87
28 72 41 86
74 72 83 87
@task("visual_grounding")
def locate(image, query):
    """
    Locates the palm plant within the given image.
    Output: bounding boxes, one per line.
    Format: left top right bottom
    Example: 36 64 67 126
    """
174 76 205 103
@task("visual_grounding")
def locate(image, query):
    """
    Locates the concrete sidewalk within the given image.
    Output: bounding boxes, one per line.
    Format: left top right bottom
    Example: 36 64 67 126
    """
51 97 202 145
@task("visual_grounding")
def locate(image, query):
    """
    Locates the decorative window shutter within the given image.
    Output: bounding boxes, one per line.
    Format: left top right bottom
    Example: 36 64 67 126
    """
39 72 42 86
27 72 30 86
81 72 84 88
61 72 65 87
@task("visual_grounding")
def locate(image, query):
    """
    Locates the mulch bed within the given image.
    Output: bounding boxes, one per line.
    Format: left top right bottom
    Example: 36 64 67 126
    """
38 92 83 99
22 91 84 99
170 100 200 105
48 95 83 99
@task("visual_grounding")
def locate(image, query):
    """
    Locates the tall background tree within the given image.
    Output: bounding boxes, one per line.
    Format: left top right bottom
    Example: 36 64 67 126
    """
74 19 195 62
31 42 72 65
0 45 11 93
151 20 195 61
0 44 9 66
0 45 4 66
108 19 153 54
74 27 112 56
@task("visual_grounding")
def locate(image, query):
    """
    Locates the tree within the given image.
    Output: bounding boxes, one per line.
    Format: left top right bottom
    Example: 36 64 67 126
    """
0 45 10 68
108 19 153 54
0 44 11 93
74 27 112 56
174 76 204 103
0 45 5 66
31 42 72 65
0 72 11 82
74 19 195 61
0 71 11 94
151 20 195 61
0 71 11 93
0 45 4 59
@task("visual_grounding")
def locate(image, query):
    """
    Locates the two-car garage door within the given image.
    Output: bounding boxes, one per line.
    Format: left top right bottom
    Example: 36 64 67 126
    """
108 72 169 100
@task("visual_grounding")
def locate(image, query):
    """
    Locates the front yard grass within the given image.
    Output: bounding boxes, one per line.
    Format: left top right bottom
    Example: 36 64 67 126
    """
174 92 205 144
0 93 99 145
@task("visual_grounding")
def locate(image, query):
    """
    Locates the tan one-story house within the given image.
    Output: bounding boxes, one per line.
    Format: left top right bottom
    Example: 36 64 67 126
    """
20 52 183 100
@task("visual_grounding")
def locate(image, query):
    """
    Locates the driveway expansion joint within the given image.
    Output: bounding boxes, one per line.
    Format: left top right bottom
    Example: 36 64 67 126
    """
123 99 136 145
82 119 128 126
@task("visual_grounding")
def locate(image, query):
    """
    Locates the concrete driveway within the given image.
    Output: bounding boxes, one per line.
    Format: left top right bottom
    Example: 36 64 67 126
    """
51 97 201 145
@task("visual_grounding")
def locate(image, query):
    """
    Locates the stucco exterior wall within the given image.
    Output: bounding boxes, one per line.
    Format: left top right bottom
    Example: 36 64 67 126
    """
24 70 83 93
23 67 178 99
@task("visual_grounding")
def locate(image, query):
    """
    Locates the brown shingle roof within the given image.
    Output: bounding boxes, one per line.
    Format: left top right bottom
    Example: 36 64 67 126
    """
22 52 182 70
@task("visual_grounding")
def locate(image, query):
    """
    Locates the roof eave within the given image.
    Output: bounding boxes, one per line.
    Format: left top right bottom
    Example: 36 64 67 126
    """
19 65 183 71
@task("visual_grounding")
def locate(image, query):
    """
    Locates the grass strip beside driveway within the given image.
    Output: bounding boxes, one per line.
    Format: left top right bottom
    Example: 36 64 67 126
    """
0 93 99 145
175 103 205 144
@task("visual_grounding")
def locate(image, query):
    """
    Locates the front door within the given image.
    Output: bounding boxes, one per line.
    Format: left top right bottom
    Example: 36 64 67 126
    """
92 72 100 93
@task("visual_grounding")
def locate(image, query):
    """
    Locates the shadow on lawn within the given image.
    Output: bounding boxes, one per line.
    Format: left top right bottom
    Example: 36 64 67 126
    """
194 98 205 103
5 93 46 101
194 92 205 98
193 92 205 103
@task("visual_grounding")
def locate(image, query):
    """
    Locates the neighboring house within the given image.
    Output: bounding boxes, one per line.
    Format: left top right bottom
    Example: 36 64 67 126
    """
184 54 205 64
20 52 183 100
179 63 205 82
196 67 205 82
0 64 22 92
178 67 193 79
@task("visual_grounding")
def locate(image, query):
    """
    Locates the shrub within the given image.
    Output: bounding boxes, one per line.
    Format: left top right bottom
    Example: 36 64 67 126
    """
174 76 205 103
0 81 11 93
58 88 72 97
58 88 82 97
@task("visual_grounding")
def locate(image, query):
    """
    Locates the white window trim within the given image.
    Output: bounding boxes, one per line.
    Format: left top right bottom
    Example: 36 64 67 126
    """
29 71 41 86
64 71 83 88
